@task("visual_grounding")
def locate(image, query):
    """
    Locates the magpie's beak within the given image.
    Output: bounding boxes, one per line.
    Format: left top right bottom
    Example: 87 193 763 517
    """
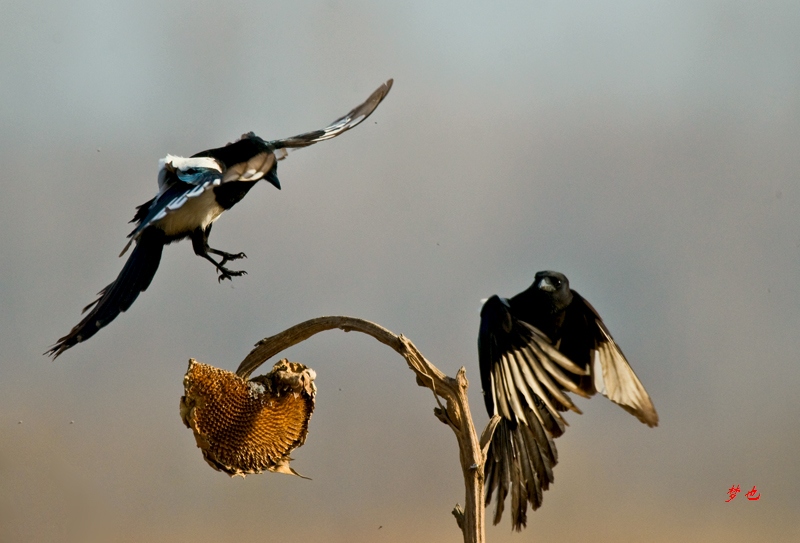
538 277 556 292
265 168 281 190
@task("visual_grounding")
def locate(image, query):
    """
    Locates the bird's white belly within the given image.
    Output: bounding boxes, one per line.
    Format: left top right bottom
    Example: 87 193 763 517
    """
155 189 224 236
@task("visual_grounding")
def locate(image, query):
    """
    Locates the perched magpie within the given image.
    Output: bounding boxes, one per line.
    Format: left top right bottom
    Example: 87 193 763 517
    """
47 79 393 359
479 270 658 530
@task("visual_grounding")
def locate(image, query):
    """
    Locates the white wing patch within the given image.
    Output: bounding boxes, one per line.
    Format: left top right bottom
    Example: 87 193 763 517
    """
158 154 222 191
316 117 354 140
592 350 606 395
222 151 274 182
185 183 209 198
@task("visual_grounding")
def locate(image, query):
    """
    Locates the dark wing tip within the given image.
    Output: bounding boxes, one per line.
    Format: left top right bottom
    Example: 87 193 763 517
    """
355 78 393 118
322 77 393 133
641 408 659 427
44 335 77 359
376 78 393 99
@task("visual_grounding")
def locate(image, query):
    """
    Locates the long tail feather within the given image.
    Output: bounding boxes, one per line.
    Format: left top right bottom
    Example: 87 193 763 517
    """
46 228 165 358
485 417 558 531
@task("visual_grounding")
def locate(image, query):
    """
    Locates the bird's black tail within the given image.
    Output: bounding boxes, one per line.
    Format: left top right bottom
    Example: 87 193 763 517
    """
46 228 166 359
484 413 559 531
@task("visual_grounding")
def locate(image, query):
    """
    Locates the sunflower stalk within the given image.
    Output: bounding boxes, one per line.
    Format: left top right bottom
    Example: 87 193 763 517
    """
236 316 488 543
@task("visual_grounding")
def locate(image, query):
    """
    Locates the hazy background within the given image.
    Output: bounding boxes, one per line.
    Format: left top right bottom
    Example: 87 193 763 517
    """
2 1 798 541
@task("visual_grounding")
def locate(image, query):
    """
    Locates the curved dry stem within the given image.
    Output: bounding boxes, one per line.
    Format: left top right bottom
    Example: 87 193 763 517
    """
238 317 400 378
235 316 487 543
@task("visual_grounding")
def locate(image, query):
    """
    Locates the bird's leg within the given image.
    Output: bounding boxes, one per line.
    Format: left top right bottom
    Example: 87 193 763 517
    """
191 226 248 282
207 247 247 267
203 223 247 267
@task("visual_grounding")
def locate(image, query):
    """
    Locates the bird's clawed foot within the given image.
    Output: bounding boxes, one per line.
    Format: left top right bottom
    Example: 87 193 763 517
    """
206 247 247 283
207 249 248 282
217 266 248 283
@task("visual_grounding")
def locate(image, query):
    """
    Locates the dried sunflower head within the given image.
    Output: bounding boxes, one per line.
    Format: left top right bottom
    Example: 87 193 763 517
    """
180 358 316 478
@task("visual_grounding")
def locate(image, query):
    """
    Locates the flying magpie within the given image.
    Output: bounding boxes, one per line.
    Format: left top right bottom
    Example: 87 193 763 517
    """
479 270 658 530
47 79 393 359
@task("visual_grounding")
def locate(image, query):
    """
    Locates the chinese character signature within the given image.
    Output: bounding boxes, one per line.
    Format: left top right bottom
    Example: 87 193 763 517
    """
726 485 760 502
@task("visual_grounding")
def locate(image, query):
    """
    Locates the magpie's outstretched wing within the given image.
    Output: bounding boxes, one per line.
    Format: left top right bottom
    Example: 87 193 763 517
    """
566 293 659 427
269 79 393 160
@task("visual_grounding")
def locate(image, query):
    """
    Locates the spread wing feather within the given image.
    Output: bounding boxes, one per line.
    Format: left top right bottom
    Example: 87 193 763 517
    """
570 293 659 428
592 321 659 427
270 79 393 157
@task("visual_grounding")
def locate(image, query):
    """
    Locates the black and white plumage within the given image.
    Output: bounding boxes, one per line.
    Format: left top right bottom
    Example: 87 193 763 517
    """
479 270 658 530
47 79 393 359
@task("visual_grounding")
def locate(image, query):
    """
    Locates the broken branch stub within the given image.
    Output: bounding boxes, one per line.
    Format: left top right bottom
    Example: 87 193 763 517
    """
180 358 316 478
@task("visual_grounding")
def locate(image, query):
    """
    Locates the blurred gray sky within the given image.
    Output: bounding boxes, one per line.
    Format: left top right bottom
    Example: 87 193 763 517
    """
2 1 798 541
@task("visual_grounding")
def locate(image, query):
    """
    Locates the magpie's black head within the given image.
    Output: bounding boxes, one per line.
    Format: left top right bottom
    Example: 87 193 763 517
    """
532 270 572 311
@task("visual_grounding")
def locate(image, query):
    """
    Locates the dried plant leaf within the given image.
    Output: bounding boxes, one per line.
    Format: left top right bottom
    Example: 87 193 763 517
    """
180 358 316 478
